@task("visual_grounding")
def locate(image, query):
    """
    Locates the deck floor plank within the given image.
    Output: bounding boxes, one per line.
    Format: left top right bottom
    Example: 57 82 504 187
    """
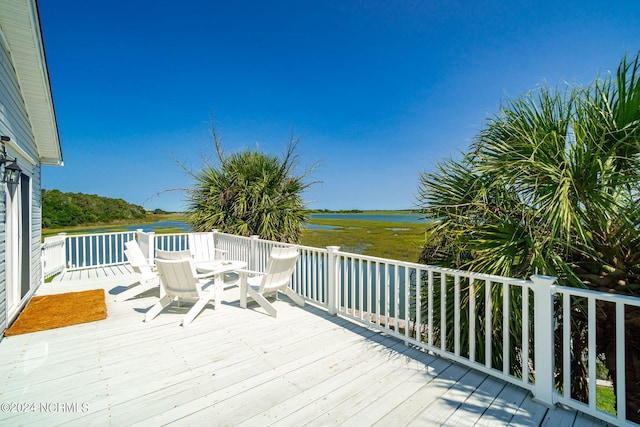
0 267 609 426
435 373 508 426
474 382 530 426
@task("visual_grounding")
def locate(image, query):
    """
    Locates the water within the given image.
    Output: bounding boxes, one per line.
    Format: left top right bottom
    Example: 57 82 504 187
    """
305 223 340 230
78 214 424 239
86 213 427 234
308 213 427 223
89 220 192 234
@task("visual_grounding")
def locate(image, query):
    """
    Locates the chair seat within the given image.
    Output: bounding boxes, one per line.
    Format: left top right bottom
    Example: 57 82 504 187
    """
145 258 225 327
239 247 304 317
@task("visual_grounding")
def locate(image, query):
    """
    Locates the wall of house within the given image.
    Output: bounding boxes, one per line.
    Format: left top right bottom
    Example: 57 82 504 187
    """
0 26 43 336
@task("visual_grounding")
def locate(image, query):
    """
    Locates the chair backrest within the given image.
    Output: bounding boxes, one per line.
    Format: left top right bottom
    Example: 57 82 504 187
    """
125 240 148 266
156 249 192 260
188 232 220 262
259 247 299 293
125 240 155 281
155 258 200 299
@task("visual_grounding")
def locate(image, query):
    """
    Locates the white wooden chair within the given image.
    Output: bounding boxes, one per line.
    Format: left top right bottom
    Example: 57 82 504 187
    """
239 247 303 317
145 258 223 327
114 240 159 302
155 248 192 260
157 247 239 288
188 232 227 262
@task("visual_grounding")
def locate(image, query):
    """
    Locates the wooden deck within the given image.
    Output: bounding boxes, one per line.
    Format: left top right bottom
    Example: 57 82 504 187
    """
0 267 609 426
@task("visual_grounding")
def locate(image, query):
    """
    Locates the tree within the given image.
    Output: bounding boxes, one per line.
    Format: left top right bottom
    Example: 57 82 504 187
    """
185 124 316 243
417 52 640 421
41 189 147 227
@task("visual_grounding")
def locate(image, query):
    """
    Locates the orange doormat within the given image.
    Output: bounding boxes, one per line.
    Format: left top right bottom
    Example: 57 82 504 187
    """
4 289 107 336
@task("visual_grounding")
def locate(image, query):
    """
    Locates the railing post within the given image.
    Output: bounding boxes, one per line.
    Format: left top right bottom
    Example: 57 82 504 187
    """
250 235 259 271
531 274 558 407
136 229 155 264
41 234 66 283
327 246 340 315
58 232 67 270
148 232 155 263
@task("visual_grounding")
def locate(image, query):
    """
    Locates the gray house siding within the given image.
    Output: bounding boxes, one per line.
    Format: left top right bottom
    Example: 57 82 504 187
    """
0 23 43 336
0 196 5 335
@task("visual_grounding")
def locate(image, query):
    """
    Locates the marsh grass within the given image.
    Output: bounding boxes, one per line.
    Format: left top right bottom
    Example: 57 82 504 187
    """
301 218 432 262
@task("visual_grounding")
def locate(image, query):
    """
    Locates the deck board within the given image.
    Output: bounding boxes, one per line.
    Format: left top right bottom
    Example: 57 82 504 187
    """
0 267 611 426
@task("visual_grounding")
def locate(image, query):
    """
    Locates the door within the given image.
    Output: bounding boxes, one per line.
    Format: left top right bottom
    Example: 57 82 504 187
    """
6 173 30 321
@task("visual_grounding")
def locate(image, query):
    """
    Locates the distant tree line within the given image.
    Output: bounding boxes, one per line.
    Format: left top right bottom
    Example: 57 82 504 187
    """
310 209 364 213
42 189 147 228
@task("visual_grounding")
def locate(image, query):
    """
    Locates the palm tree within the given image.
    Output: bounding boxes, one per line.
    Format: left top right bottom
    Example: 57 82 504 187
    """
185 124 316 243
417 52 640 421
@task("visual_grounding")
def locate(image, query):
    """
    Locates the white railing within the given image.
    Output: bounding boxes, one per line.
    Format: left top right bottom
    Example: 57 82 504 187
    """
554 286 640 425
42 229 639 426
41 233 67 279
326 249 543 395
41 231 136 273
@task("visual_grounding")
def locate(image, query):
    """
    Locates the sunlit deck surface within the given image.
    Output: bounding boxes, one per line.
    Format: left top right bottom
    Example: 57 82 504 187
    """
1 267 609 426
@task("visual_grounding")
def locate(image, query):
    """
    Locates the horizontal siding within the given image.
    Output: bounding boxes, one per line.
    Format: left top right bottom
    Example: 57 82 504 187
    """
31 163 42 292
0 22 42 337
0 0 61 163
0 35 34 150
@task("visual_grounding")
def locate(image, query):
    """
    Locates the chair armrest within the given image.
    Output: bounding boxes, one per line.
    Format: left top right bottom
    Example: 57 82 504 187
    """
236 268 264 277
195 269 223 279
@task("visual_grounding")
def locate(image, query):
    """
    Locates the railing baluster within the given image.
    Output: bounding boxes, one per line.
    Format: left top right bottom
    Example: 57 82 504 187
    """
503 281 509 376
588 296 596 410
359 258 364 321
469 277 476 363
375 261 381 327
522 284 529 384
454 274 460 357
367 260 373 322
351 255 356 315
428 270 433 347
616 301 626 422
342 256 347 314
485 280 492 369
441 273 447 352
416 268 422 344
394 264 400 333
385 263 391 331
404 265 410 341
563 292 571 399
89 236 93 267
74 236 80 268
302 248 308 299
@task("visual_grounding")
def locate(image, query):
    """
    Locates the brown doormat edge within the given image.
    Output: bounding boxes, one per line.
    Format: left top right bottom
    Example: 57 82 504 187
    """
4 289 107 336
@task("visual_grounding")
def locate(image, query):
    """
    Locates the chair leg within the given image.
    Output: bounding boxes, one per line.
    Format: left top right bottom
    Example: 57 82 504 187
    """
283 287 305 307
144 295 172 323
214 285 223 311
240 272 248 308
115 278 159 302
114 283 140 302
182 297 211 327
247 287 278 317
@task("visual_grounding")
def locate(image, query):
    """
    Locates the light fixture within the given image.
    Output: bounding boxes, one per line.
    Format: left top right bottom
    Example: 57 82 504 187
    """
0 136 22 185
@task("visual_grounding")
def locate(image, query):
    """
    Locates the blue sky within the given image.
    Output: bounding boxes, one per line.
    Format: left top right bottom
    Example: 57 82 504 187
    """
38 1 639 211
